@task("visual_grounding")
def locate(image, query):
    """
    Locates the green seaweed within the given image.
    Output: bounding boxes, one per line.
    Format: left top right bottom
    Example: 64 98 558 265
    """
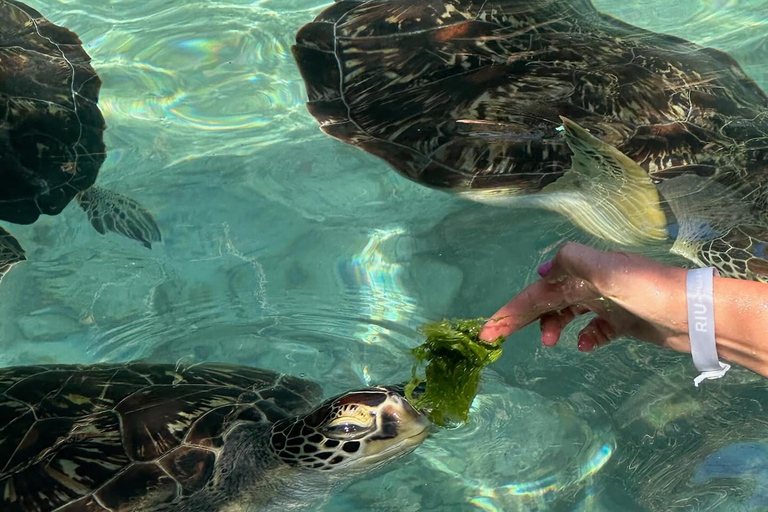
405 318 505 427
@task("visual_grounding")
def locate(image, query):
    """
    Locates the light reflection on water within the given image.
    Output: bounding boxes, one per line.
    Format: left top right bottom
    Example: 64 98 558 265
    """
340 227 420 345
2 0 768 510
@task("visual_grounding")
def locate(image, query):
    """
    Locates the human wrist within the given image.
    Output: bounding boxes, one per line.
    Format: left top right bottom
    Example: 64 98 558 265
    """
605 263 690 351
654 272 768 377
660 266 694 354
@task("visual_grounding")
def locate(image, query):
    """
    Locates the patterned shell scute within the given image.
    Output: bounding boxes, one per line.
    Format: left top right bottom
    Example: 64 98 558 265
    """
0 362 323 512
294 0 768 192
0 0 106 224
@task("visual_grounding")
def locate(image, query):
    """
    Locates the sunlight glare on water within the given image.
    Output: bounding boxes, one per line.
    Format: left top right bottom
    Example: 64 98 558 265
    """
3 0 768 510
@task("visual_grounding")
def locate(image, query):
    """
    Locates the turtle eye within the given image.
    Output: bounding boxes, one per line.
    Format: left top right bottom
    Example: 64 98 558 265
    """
323 422 367 437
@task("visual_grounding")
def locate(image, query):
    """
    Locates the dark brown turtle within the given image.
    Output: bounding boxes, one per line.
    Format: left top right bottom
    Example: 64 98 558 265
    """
0 0 161 282
293 0 768 282
0 362 429 511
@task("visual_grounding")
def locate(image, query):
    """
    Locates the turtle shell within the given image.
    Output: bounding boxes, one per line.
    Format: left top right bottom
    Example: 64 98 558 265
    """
293 0 768 193
0 362 323 511
0 0 106 224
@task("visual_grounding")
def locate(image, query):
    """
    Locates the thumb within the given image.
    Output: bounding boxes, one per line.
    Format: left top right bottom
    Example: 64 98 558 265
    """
538 242 605 283
539 242 634 298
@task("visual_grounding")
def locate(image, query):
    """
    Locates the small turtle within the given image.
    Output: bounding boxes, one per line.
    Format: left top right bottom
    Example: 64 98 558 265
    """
293 0 768 282
0 362 429 511
0 1 161 281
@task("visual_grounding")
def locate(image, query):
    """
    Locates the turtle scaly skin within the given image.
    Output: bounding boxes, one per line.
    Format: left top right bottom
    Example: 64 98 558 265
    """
0 362 429 511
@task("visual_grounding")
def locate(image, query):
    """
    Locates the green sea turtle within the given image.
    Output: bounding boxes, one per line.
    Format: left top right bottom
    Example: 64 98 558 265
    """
0 362 429 511
293 0 768 282
0 0 161 281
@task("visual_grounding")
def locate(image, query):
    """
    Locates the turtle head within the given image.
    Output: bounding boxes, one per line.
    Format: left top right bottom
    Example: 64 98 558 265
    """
270 387 429 472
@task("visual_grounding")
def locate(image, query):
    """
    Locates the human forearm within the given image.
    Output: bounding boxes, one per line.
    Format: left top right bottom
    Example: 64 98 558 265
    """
712 277 768 377
613 272 768 377
481 242 768 380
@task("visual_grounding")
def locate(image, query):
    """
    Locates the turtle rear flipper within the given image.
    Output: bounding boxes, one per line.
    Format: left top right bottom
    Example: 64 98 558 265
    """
77 186 161 249
537 117 668 246
0 227 26 281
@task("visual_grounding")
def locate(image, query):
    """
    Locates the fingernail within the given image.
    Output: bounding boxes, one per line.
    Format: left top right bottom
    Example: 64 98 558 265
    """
478 327 498 343
537 260 554 278
578 334 596 352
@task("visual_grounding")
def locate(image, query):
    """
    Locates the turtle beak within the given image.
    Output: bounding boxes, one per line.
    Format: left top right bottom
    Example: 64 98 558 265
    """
362 393 430 462
390 395 431 438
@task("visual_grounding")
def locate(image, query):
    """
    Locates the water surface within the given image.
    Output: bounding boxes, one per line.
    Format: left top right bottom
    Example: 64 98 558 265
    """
4 0 768 510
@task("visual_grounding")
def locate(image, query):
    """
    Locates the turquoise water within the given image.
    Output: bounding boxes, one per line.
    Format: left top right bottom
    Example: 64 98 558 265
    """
3 0 768 510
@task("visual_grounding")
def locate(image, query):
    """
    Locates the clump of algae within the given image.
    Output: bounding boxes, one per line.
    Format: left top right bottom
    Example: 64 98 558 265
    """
405 318 504 427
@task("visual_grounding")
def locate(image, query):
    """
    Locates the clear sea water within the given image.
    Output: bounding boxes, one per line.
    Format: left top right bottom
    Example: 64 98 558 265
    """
4 0 768 510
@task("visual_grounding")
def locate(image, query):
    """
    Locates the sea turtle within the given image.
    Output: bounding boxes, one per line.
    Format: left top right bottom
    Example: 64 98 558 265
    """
0 362 429 511
0 0 161 281
293 0 768 282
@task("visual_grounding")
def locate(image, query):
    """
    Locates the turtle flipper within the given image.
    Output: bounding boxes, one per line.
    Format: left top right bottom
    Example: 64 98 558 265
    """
693 226 768 282
0 227 26 281
657 174 768 282
537 117 668 246
77 186 161 249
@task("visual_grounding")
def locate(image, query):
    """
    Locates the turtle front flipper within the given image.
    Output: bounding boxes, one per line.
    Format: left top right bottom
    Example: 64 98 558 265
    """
536 117 668 246
77 186 161 249
0 227 26 281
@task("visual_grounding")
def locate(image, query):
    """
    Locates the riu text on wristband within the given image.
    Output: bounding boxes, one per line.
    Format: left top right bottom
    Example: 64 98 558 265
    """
686 267 730 387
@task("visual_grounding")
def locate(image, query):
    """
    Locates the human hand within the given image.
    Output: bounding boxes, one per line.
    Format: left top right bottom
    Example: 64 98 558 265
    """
479 243 692 353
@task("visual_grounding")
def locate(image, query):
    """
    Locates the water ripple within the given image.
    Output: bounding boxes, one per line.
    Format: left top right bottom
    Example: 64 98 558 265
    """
34 0 323 157
329 375 615 511
7 2 768 510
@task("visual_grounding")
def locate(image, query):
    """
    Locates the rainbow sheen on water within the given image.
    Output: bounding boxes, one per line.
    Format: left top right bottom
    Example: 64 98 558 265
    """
3 0 768 510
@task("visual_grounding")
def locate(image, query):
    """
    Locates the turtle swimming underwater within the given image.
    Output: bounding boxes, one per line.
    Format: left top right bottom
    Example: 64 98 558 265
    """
293 0 768 282
0 0 161 281
0 362 429 511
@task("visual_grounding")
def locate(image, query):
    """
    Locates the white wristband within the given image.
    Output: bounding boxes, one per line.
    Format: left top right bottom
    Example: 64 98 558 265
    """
686 267 730 387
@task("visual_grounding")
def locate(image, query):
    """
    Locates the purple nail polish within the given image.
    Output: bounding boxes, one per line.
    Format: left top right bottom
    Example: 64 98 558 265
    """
537 260 554 278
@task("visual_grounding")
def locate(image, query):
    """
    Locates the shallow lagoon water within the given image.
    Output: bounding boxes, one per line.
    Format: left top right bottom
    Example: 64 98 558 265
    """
3 0 768 510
